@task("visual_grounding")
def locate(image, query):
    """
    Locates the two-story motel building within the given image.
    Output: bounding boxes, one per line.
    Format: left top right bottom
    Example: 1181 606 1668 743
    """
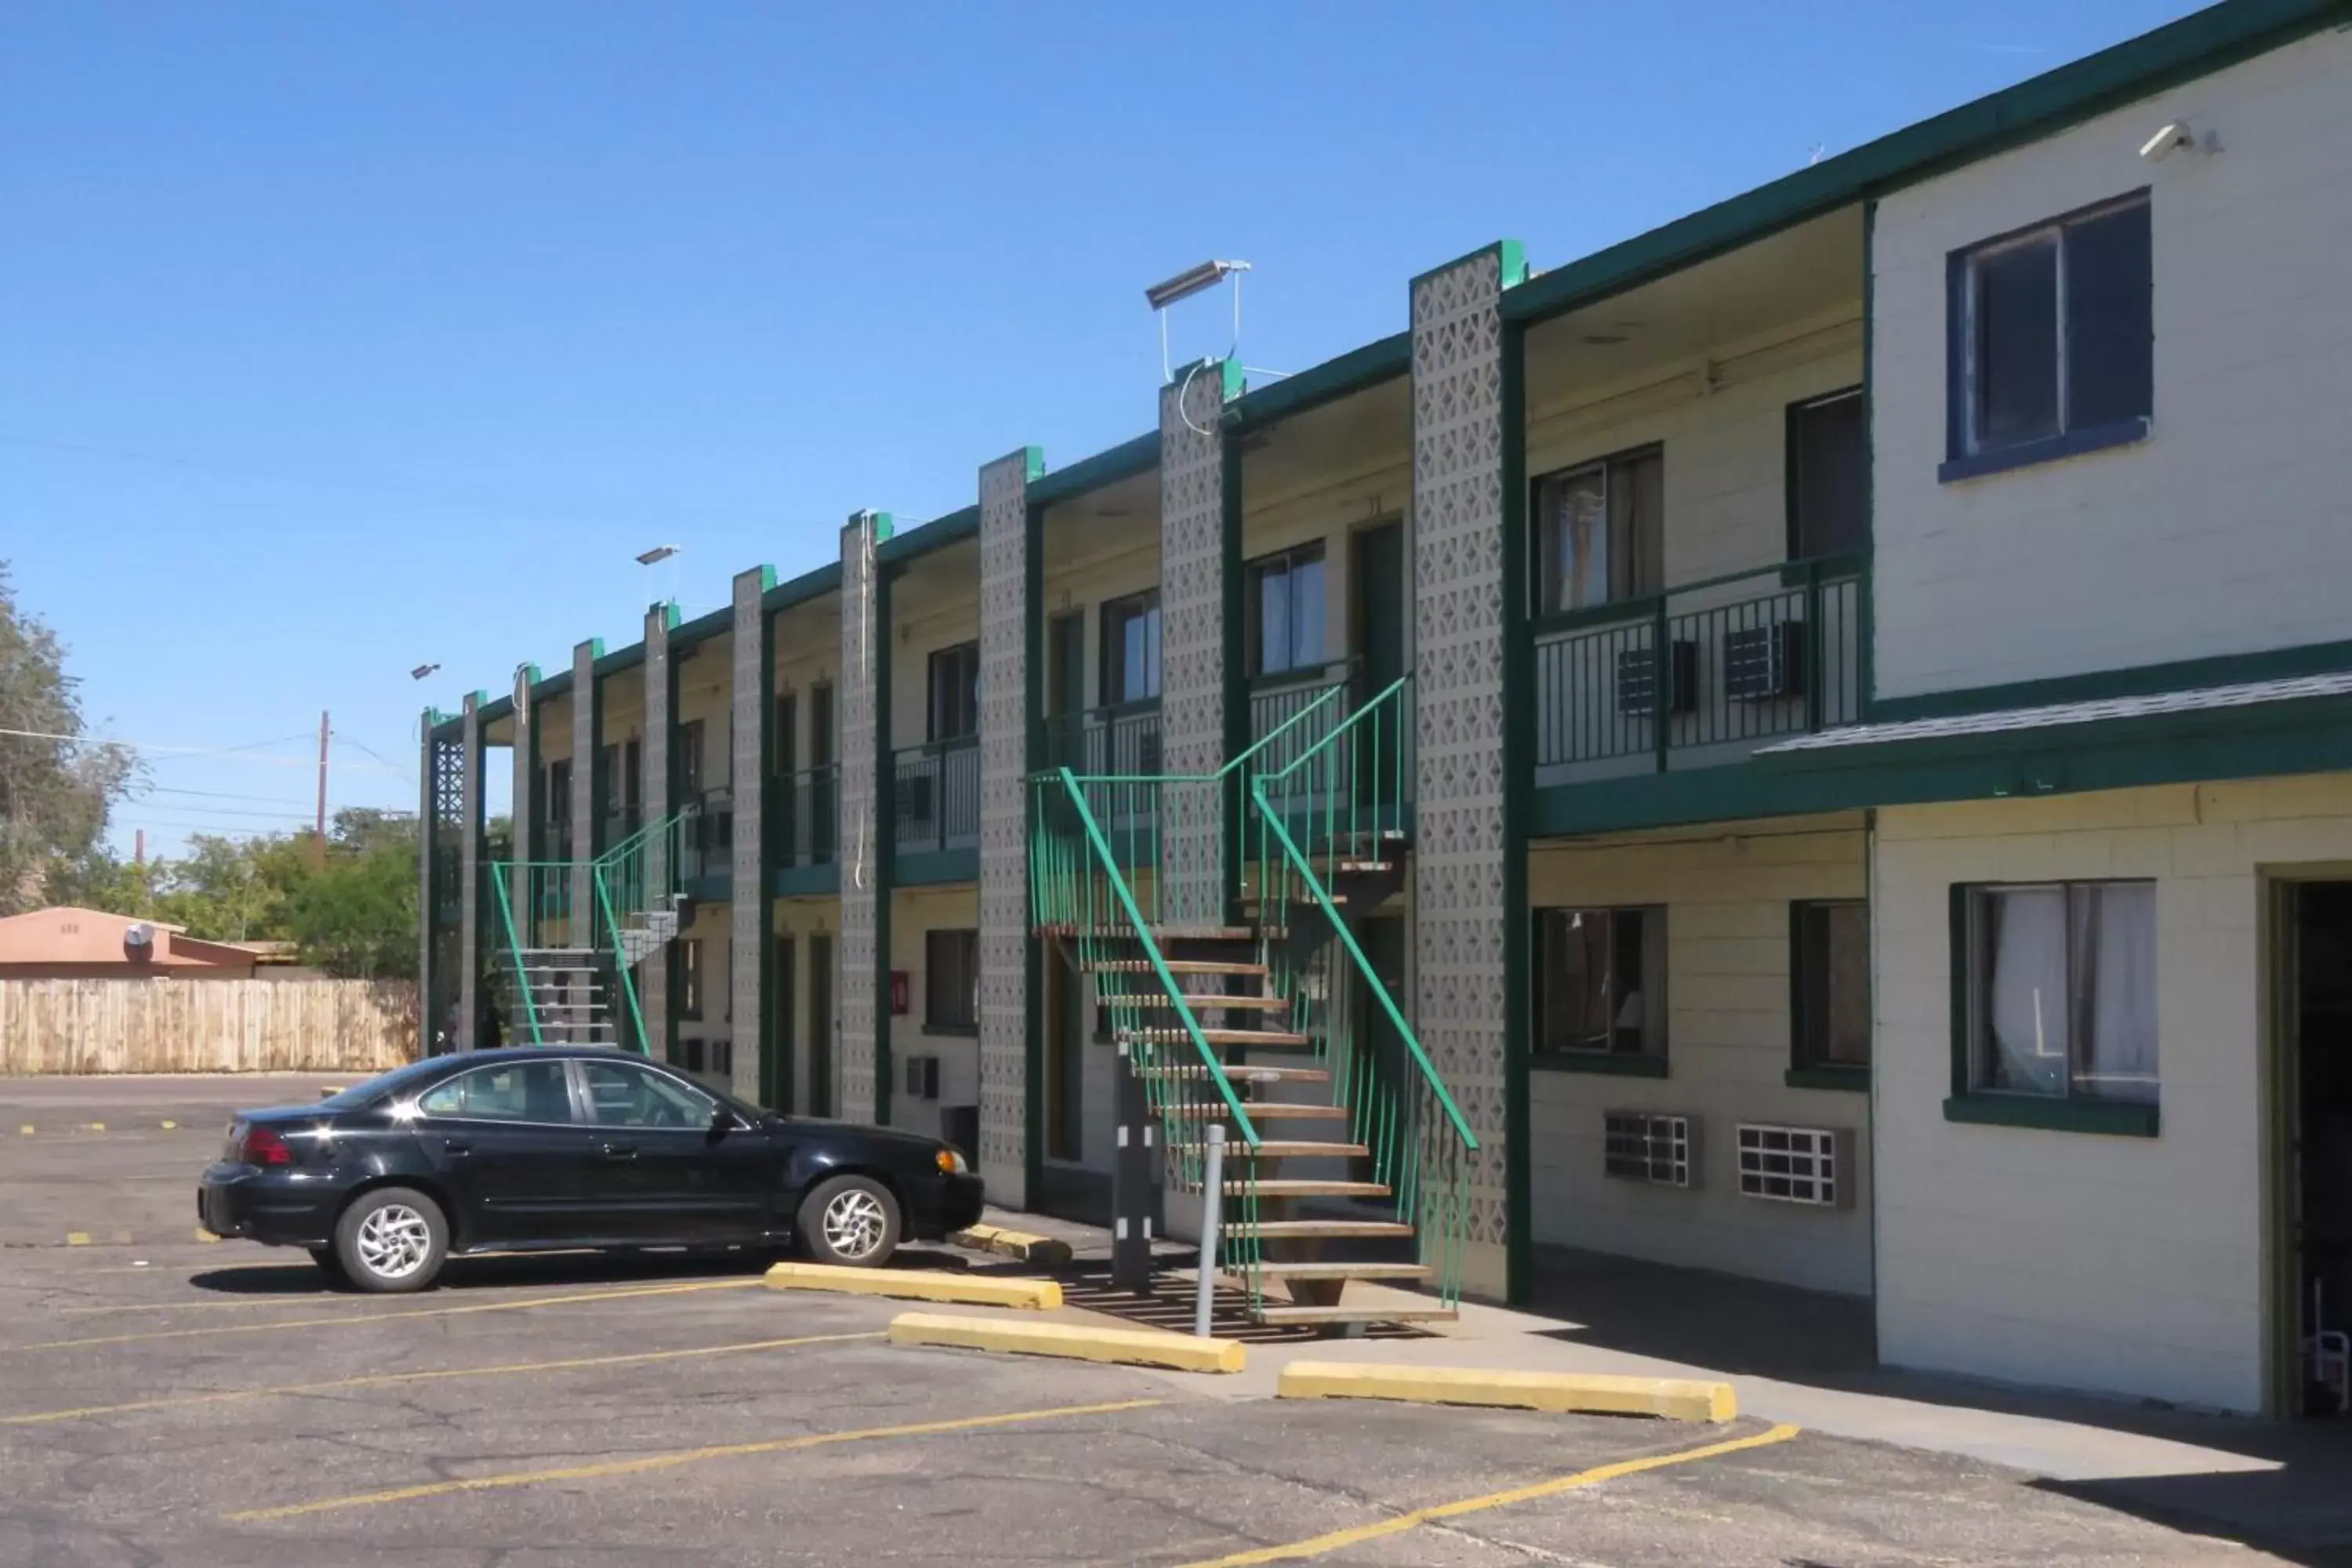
419 0 2352 1417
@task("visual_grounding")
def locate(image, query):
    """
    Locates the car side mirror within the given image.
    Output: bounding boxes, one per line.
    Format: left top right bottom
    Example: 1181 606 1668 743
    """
710 1104 732 1136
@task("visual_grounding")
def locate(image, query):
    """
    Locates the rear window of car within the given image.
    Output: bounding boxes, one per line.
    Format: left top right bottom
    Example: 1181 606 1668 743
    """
315 1058 456 1112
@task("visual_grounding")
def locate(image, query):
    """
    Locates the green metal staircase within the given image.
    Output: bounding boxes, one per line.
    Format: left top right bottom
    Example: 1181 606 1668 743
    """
488 808 697 1052
1029 677 1479 1330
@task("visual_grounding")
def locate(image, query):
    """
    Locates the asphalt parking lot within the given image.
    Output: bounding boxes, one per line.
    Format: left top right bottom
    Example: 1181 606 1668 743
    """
0 1076 2306 1566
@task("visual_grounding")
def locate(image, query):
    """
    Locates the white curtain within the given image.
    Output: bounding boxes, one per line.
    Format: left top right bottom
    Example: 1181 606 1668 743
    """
2074 882 2159 1101
1984 887 2069 1094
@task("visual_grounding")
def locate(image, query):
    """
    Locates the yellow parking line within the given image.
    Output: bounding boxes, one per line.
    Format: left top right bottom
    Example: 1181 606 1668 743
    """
1174 1422 1804 1567
13 1277 768 1352
58 1294 365 1316
15 1125 31 1137
160 1120 177 1131
4 1330 884 1426
225 1397 1163 1522
64 1232 91 1247
82 1122 104 1133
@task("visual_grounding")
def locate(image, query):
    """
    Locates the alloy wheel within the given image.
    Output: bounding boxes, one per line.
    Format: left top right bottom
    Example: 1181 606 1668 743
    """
822 1189 887 1261
354 1203 433 1280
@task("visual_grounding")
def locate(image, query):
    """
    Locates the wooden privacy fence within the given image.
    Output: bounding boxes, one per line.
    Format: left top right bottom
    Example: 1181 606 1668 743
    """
0 979 419 1076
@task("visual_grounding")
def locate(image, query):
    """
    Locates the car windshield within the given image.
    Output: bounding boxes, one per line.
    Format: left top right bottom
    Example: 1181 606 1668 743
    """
314 1058 460 1112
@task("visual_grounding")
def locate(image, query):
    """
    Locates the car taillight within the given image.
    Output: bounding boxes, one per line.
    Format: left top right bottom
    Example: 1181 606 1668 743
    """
239 1125 293 1167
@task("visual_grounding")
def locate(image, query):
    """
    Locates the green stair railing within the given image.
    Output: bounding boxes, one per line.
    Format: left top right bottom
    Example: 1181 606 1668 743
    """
485 805 697 1058
1246 673 1477 1307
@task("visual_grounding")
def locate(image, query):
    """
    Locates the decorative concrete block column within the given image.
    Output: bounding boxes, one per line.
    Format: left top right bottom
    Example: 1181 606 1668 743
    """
731 565 777 1105
458 690 487 1051
1157 358 1242 930
570 639 603 921
978 448 1043 1203
1410 241 1525 1302
419 707 458 1054
641 602 679 1062
837 512 892 1124
509 664 539 941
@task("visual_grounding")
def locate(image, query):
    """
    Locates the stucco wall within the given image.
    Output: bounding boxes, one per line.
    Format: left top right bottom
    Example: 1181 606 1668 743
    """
1870 27 2352 699
1873 775 2352 1412
887 884 981 1141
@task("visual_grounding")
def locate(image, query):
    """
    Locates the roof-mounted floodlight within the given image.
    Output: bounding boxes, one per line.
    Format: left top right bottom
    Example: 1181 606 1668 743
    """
634 544 681 566
1144 259 1250 310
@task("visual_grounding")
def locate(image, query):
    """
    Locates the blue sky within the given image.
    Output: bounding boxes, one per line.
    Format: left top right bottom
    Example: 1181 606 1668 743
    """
2 0 2202 854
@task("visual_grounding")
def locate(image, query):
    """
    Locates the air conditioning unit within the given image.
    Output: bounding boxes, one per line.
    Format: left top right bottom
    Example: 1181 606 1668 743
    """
1602 1109 1695 1188
1614 641 1697 717
1724 621 1806 702
903 1054 941 1101
1736 1123 1849 1208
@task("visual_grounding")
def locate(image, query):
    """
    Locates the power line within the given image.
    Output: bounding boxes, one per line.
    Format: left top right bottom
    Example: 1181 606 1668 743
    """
0 727 405 775
146 786 316 804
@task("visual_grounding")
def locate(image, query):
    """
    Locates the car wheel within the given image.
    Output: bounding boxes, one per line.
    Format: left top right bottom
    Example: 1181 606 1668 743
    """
797 1174 900 1268
307 1246 350 1286
335 1187 449 1294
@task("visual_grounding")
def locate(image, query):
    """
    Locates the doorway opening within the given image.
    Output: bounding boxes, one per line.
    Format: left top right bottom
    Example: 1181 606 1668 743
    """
2289 881 2352 1417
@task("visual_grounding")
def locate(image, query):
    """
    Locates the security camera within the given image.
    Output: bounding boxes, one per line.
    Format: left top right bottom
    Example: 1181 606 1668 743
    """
2140 122 2195 162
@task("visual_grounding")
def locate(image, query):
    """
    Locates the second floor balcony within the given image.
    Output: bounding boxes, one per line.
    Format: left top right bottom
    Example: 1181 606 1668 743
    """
1530 554 1865 791
894 735 979 863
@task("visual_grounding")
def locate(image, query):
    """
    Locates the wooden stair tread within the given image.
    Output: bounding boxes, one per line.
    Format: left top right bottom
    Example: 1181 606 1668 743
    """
1136 1065 1329 1083
1253 1305 1458 1326
1171 1141 1368 1158
1167 1104 1349 1120
1098 993 1289 1011
1250 1262 1432 1281
1087 960 1266 977
1220 1220 1414 1238
1036 924 1257 942
1117 1027 1311 1047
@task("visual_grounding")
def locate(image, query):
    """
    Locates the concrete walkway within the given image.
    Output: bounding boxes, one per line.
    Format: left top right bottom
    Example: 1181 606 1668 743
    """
980 1207 2352 1561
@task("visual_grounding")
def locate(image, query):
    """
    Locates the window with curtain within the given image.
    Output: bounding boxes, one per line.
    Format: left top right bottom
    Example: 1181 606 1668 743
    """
1534 906 1667 1058
1966 881 2157 1102
1245 543 1327 677
1100 590 1162 704
1534 446 1664 615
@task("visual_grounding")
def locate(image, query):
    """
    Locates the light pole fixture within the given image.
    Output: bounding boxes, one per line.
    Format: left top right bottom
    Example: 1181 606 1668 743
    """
635 544 681 566
409 662 441 681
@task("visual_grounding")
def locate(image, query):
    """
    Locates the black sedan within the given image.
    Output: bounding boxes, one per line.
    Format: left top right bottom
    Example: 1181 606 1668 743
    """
198 1047 984 1292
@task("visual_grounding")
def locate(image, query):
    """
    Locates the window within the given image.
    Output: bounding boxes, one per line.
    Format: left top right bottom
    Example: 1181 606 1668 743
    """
1787 390 1867 560
1101 590 1162 704
1964 881 2157 1103
416 1061 575 1123
1534 907 1666 1059
927 642 980 742
546 759 572 823
677 719 706 797
925 929 979 1033
1947 194 2151 477
679 939 703 1021
1535 447 1663 615
579 1060 717 1129
1245 544 1326 677
1792 901 1871 1073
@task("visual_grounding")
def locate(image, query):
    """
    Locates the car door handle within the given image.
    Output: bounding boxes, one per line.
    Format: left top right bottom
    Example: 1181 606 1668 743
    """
600 1143 638 1160
444 1139 473 1157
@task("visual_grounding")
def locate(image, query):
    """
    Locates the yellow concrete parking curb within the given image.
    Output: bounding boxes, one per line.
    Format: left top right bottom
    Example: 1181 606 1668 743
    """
763 1261 1062 1310
887 1311 1247 1374
949 1223 1075 1268
1277 1362 1737 1422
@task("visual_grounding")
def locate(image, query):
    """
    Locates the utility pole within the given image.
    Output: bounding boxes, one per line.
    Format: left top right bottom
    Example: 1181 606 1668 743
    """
133 829 144 869
314 709 331 869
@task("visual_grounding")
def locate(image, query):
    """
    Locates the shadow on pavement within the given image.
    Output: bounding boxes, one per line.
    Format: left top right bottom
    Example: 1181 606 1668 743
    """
1523 1243 2352 1563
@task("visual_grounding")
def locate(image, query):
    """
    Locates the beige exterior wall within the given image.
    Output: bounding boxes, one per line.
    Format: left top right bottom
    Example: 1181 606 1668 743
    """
888 884 980 1139
672 897 731 1084
1240 445 1410 680
673 636 731 792
1526 318 1861 591
1871 27 2352 700
773 607 840 771
1873 775 2352 1412
1040 521 1158 713
891 552 981 755
771 895 841 1115
1526 817 1873 1296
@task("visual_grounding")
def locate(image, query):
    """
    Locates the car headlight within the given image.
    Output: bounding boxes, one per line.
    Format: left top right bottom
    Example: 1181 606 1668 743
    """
935 1145 968 1174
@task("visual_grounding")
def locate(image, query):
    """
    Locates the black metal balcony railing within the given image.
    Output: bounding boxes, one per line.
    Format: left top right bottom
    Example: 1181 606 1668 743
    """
1249 662 1357 803
894 735 980 856
1531 554 1865 777
1040 699 1162 777
775 762 840 869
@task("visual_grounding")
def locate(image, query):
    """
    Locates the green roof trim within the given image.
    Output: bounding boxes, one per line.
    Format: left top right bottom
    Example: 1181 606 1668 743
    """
875 505 979 566
762 558 842 615
1029 431 1157 508
1163 355 1243 401
477 695 514 724
671 604 732 652
1228 332 1410 431
539 669 573 701
593 642 644 678
1502 0 2348 326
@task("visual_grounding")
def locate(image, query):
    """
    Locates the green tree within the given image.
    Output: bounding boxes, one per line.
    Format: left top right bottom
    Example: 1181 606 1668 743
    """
0 562 140 913
283 809 420 978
